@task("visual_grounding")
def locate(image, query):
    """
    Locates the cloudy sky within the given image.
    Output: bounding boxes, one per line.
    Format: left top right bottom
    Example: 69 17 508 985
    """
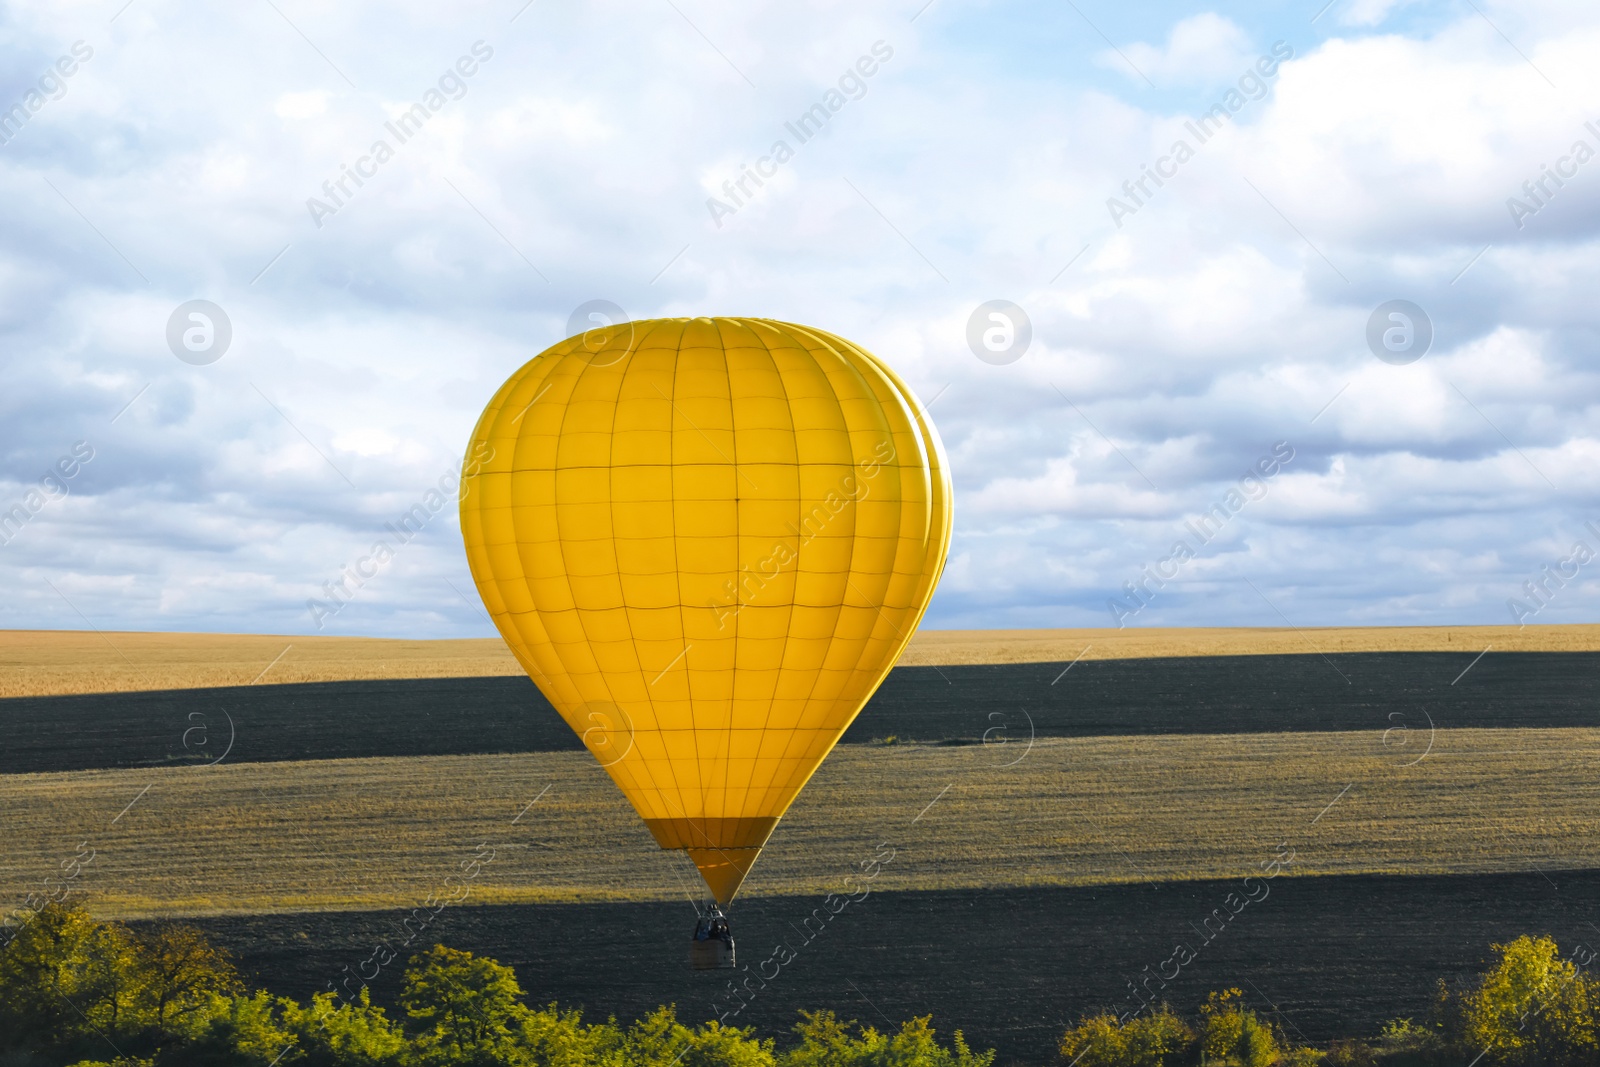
1 0 1596 638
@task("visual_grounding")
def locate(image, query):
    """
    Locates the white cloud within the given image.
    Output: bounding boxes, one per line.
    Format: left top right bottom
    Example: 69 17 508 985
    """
1335 0 1414 27
1102 14 1253 86
2 1 1599 637
274 90 329 119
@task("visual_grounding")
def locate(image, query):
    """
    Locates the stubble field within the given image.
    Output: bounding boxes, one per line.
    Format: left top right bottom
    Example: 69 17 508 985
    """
7 623 1600 696
2 729 1594 917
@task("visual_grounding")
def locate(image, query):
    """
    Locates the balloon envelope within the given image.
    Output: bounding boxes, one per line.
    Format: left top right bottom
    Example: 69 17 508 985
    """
460 317 952 904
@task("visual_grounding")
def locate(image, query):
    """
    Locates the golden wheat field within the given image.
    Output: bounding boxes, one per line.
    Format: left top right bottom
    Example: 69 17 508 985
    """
1 728 1594 919
6 624 1600 698
0 631 519 699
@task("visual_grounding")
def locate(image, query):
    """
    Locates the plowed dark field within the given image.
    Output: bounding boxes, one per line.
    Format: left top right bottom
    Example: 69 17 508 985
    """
181 870 1600 1066
3 651 1596 773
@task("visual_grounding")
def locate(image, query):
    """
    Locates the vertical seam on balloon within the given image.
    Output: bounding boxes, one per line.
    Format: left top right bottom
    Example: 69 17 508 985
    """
894 355 953 665
743 319 798 821
554 349 618 750
836 326 941 666
774 325 861 800
819 328 931 788
717 318 737 832
849 335 925 682
777 333 836 767
549 339 645 799
782 323 909 788
495 348 577 708
505 356 564 698
657 318 701 833
854 344 949 692
809 327 877 780
462 363 523 661
634 319 691 825
471 364 530 638
607 318 679 822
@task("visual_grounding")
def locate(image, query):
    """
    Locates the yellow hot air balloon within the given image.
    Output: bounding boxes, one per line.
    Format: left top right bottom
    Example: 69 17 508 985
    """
459 317 952 914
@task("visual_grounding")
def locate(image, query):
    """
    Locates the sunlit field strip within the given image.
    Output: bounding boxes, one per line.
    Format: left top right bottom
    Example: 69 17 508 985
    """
0 729 1594 919
6 624 1600 697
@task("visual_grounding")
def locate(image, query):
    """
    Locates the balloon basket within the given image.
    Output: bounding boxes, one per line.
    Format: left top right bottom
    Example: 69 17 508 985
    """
690 937 736 970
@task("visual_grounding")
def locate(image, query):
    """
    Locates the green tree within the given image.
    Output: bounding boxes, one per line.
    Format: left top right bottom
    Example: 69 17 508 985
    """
1460 935 1599 1067
620 1003 690 1067
283 988 407 1067
0 901 105 1047
878 1016 994 1067
679 1019 776 1067
400 944 530 1064
783 1011 993 1067
1238 1013 1279 1067
785 1010 860 1067
78 919 145 1040
1197 989 1279 1067
609 1005 781 1067
515 1003 622 1067
0 903 241 1058
169 990 298 1067
133 921 242 1039
1200 990 1246 1063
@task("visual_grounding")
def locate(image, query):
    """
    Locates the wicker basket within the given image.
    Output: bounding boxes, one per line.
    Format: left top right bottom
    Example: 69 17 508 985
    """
690 938 736 970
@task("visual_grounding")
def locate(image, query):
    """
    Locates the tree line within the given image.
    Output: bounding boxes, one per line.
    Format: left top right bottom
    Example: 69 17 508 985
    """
3 902 1597 1067
1059 935 1598 1067
0 902 991 1067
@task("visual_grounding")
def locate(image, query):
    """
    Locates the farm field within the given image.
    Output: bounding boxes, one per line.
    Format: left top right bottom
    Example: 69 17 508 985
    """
185 871 1600 1064
5 637 1598 1065
3 729 1595 917
0 630 520 698
6 624 1600 697
2 650 1597 774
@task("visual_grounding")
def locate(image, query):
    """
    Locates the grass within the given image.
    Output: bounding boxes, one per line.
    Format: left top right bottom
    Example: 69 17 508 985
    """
7 624 1600 698
3 728 1595 919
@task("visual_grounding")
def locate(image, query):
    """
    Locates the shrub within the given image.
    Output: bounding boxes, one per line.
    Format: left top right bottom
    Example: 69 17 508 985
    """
1278 1047 1324 1067
1059 1012 1128 1067
1058 1007 1192 1067
1126 1007 1195 1067
1059 989 1285 1067
1323 1039 1374 1067
1376 1017 1443 1064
